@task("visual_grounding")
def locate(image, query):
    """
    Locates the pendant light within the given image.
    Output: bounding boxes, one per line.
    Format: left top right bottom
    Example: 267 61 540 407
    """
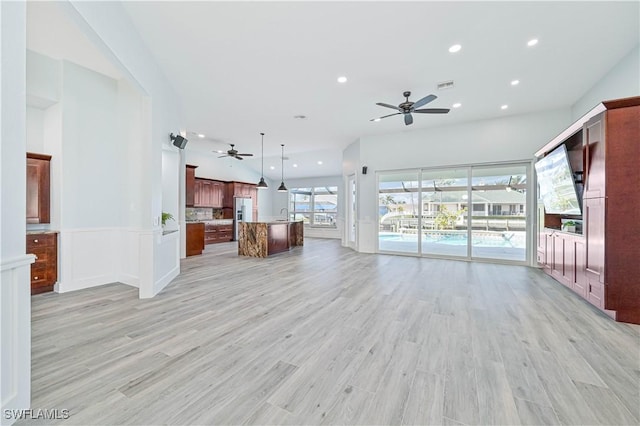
256 132 268 189
277 144 288 192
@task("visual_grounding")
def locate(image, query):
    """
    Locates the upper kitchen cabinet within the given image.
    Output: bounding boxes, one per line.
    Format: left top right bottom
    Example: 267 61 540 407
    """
26 152 51 224
194 178 225 208
186 165 197 207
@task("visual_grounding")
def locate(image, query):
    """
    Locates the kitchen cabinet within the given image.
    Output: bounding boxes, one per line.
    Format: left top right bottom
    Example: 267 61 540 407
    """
194 178 225 208
26 232 57 294
186 165 197 207
26 153 51 224
205 223 234 244
223 181 258 220
186 222 205 256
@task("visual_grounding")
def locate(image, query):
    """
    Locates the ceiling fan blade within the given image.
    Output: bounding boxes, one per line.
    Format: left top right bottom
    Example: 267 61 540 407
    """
376 102 402 111
234 155 244 160
412 94 437 109
404 113 413 125
218 154 230 158
414 108 450 114
370 112 401 121
237 153 253 156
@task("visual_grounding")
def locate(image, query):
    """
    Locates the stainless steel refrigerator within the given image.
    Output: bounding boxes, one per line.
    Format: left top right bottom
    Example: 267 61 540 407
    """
234 197 253 240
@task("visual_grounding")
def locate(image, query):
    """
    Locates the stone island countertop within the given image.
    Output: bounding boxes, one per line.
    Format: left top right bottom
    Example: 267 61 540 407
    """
238 221 303 258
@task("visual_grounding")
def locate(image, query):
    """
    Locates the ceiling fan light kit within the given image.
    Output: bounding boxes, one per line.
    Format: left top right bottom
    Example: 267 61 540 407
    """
371 91 450 125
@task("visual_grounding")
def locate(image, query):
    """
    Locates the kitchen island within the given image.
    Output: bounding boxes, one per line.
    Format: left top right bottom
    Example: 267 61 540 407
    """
238 221 303 257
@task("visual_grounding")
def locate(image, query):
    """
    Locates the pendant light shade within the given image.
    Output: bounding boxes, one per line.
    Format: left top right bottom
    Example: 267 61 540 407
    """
277 144 287 192
256 132 268 189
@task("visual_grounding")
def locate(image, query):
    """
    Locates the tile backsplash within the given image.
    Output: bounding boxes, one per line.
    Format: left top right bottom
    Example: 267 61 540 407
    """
186 208 223 221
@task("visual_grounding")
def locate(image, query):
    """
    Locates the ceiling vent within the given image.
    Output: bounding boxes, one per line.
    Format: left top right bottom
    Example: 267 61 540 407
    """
437 80 455 90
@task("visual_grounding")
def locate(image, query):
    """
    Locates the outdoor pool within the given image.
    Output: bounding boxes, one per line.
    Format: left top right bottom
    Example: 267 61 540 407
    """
379 232 525 248
378 231 527 261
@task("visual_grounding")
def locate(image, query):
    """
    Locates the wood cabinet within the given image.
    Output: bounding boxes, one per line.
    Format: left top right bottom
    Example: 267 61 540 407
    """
223 181 258 220
544 230 583 292
186 222 205 257
194 178 225 208
26 153 51 224
538 97 640 324
204 223 234 244
186 165 197 207
26 232 57 295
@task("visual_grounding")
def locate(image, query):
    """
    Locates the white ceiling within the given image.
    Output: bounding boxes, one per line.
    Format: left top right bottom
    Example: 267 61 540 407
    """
27 2 639 180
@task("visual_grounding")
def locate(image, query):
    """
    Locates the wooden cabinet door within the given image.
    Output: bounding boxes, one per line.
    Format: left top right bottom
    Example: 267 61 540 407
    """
202 180 213 207
573 239 587 298
562 234 575 288
211 181 224 208
26 154 51 224
543 232 553 272
194 179 203 206
584 113 606 199
584 197 605 284
186 165 196 207
551 234 565 284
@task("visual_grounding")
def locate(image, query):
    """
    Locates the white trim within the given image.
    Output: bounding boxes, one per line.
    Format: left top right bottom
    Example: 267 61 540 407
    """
0 254 35 271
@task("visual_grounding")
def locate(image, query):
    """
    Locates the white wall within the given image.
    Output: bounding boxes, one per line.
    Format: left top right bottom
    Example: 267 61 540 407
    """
1 2 32 424
349 108 572 253
47 1 184 297
26 106 44 152
60 61 121 228
572 44 640 120
25 49 60 107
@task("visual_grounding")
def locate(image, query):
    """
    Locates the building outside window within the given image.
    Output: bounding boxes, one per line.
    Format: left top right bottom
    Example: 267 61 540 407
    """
290 186 338 227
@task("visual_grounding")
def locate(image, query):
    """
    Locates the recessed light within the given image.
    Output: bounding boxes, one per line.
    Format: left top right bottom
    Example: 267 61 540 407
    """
501 104 509 110
511 79 520 86
270 166 275 170
452 103 462 108
197 133 205 138
293 115 307 120
337 76 347 83
317 161 323 165
448 44 462 53
293 164 298 168
527 38 538 47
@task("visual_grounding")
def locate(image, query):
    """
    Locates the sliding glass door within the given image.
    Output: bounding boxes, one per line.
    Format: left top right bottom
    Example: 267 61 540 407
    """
421 168 469 258
471 165 527 261
378 163 529 264
378 171 420 254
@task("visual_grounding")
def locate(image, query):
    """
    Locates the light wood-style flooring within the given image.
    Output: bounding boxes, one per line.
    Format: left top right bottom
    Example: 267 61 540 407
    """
22 238 640 425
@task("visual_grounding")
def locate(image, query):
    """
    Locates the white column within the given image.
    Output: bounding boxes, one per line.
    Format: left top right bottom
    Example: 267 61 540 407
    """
1 2 33 425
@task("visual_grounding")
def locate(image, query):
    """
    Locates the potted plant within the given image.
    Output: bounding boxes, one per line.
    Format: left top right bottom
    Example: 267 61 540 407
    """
563 220 576 233
161 212 174 228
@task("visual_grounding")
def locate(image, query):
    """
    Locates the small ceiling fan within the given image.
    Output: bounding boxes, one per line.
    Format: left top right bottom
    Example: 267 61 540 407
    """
371 91 450 125
217 144 253 160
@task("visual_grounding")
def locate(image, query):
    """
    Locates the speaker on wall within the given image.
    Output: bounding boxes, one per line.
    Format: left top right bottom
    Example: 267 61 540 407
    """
362 166 368 175
170 133 188 149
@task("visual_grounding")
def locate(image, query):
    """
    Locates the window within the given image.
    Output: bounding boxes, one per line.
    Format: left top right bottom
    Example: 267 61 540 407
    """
290 186 338 227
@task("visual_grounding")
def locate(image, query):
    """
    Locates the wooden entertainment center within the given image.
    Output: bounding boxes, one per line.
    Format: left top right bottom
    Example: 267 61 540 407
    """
535 96 640 324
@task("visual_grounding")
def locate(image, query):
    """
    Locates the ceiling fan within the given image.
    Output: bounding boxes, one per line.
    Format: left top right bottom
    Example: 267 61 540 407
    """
371 91 450 125
217 144 253 160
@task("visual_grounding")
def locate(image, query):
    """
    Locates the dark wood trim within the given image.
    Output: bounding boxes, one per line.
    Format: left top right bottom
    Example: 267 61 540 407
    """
602 96 640 110
27 152 52 161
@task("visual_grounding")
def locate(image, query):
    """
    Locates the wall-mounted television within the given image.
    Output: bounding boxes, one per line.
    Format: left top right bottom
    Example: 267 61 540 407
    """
535 144 582 215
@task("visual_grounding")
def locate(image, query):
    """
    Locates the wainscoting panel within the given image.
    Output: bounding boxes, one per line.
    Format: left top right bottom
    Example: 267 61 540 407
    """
57 228 119 293
0 256 33 426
